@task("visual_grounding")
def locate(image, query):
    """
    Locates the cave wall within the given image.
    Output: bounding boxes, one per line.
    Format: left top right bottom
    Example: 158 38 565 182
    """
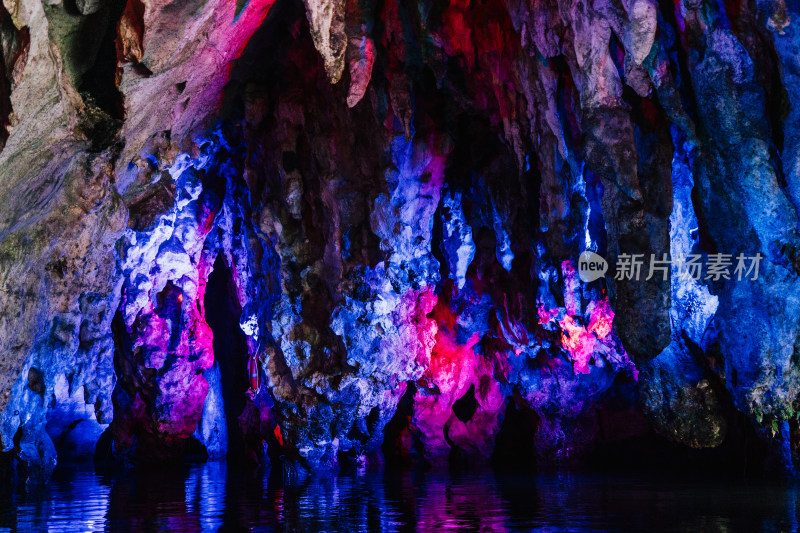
0 0 799 481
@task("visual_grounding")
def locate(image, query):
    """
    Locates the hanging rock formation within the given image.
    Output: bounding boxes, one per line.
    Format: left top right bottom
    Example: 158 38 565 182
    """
0 0 799 482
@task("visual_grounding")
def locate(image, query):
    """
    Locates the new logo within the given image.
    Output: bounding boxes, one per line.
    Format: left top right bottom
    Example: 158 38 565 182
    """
578 251 608 282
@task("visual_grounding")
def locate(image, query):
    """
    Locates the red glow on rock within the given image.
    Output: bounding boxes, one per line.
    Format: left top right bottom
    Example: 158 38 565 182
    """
556 297 617 375
587 299 614 339
230 0 277 60
432 0 521 127
559 315 594 374
412 289 506 457
429 331 482 387
537 304 558 325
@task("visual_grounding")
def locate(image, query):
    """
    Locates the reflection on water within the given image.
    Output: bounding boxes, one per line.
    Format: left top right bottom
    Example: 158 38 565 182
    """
0 462 798 532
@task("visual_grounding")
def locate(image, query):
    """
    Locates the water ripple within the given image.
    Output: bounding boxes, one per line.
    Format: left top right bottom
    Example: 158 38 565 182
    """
0 466 798 532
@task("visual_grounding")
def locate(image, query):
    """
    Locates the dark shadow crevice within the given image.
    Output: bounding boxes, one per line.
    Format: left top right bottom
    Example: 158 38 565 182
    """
382 382 426 467
492 391 539 470
204 254 252 462
78 0 127 122
0 7 28 153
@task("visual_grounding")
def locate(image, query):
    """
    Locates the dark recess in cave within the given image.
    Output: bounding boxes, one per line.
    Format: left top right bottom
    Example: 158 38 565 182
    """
382 382 425 467
587 372 774 482
95 307 145 464
78 0 126 121
587 425 773 481
452 384 478 423
204 254 251 461
0 7 28 152
492 392 539 470
0 38 9 151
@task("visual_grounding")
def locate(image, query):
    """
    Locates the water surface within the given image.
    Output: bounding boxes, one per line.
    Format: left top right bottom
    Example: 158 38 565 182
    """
0 462 797 532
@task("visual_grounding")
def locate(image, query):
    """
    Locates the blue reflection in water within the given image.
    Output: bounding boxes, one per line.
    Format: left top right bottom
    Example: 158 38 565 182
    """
1 463 800 531
184 461 227 531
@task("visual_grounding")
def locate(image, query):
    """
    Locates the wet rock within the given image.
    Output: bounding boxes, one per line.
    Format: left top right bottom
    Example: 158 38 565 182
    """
2 0 800 482
194 362 228 459
75 0 104 16
302 0 347 83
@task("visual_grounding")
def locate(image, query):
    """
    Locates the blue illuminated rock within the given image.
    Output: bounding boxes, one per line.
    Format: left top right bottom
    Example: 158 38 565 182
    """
0 0 799 484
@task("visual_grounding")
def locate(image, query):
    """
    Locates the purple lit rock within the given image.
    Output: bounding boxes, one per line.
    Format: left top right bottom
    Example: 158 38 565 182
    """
1 0 800 484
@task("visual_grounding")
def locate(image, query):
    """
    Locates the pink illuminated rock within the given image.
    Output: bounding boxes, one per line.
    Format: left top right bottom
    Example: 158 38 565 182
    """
1 0 797 482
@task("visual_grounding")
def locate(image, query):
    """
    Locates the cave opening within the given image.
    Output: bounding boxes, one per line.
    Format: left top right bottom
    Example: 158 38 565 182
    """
203 254 252 462
76 0 127 122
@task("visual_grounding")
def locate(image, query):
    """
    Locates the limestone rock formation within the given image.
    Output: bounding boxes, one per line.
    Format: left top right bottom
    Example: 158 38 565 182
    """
0 0 799 483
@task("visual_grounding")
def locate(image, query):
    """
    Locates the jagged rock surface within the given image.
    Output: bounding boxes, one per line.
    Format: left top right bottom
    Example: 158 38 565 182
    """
0 0 799 482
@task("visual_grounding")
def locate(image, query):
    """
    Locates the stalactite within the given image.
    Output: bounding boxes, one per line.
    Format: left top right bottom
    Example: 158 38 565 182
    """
0 0 799 484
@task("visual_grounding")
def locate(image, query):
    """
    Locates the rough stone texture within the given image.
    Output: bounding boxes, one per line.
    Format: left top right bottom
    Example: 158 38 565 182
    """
640 129 725 449
302 0 347 83
0 0 274 476
0 0 799 482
